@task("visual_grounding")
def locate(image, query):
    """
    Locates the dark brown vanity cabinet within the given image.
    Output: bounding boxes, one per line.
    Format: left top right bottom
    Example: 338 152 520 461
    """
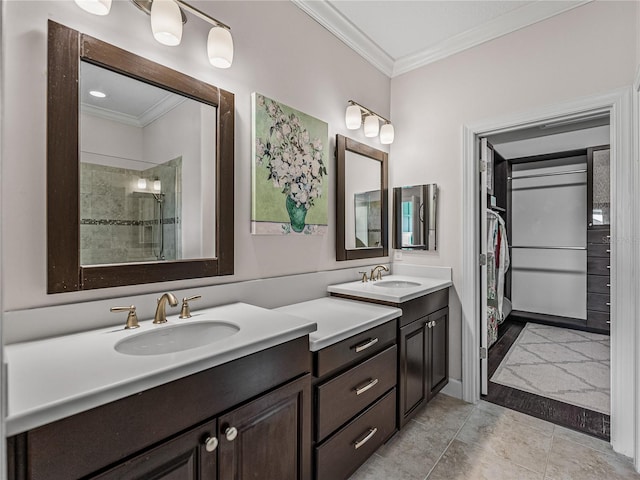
312 321 398 480
398 301 449 428
8 337 312 480
329 289 449 430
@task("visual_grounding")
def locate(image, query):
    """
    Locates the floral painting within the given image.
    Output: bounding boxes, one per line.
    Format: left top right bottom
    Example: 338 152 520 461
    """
251 93 329 235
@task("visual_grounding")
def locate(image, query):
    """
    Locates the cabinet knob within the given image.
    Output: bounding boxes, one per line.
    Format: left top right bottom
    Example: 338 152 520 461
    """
204 436 218 452
224 426 238 442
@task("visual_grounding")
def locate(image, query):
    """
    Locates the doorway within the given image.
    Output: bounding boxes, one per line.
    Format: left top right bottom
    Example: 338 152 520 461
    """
480 121 611 439
460 89 636 458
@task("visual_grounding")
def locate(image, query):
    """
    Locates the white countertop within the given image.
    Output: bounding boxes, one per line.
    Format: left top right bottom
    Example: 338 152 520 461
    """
275 297 401 351
4 302 316 436
327 274 452 303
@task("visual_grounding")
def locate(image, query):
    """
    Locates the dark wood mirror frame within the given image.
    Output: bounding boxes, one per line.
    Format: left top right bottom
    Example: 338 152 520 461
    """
336 134 388 261
47 21 235 293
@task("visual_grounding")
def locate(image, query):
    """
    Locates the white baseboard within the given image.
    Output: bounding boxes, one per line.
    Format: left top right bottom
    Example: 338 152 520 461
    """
441 378 463 400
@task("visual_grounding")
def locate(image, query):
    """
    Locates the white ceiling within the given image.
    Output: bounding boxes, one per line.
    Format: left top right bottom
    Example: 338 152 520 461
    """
293 0 591 77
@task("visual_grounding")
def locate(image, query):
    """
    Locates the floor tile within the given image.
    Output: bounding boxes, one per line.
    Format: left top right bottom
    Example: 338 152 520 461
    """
456 405 553 473
426 439 543 480
552 425 614 455
545 436 640 480
477 399 555 434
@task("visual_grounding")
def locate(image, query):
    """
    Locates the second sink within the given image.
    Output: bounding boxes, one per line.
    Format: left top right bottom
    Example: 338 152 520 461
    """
373 280 421 288
115 321 240 356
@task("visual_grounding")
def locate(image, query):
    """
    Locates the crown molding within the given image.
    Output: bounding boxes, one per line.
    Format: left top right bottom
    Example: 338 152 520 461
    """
393 0 591 77
82 95 186 128
291 0 394 77
292 0 592 78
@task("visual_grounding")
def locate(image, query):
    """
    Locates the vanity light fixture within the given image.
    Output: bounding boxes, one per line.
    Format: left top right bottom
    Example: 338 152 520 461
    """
75 0 234 68
74 0 112 16
137 178 147 190
345 100 395 144
153 180 162 192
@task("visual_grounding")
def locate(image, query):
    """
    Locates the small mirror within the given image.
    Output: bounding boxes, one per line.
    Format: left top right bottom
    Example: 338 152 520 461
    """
393 184 438 250
47 21 234 293
336 135 388 261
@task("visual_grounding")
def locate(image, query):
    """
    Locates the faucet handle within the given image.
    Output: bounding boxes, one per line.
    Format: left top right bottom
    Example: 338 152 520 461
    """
358 271 369 283
111 305 139 330
179 295 202 319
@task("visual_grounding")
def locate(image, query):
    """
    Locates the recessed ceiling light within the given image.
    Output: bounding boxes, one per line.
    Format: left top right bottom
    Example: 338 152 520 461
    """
89 90 107 98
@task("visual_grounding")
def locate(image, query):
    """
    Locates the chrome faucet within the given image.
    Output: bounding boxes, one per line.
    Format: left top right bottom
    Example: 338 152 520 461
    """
153 292 178 324
370 265 389 281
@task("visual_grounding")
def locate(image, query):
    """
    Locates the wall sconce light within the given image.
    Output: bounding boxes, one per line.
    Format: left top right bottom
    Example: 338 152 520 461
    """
345 100 395 144
75 0 234 68
137 178 148 189
153 180 162 192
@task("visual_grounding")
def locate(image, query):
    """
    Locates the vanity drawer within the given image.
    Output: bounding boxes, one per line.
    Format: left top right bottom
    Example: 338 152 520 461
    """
316 389 396 480
587 229 611 245
315 321 396 378
587 257 610 276
587 275 611 294
587 310 611 331
587 244 611 257
399 288 448 327
587 293 610 313
316 345 397 441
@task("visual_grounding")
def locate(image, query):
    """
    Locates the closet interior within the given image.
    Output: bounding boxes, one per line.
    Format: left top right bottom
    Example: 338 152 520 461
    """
482 118 612 440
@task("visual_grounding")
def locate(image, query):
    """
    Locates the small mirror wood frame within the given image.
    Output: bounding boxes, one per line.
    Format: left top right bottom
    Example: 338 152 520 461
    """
335 134 388 261
47 21 235 293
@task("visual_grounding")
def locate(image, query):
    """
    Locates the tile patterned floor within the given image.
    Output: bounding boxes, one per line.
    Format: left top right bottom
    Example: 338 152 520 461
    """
349 394 640 480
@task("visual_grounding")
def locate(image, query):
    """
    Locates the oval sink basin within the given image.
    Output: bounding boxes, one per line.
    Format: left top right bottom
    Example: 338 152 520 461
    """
115 321 240 356
373 280 421 288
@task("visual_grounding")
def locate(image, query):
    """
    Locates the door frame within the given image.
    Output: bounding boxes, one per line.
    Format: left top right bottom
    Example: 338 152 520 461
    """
461 88 636 460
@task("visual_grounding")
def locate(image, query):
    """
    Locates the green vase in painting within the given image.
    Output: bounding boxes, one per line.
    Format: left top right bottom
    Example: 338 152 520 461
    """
285 195 308 233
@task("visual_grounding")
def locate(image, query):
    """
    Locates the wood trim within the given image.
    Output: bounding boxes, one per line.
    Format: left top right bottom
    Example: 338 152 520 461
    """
508 148 587 164
335 134 389 261
47 21 80 293
47 21 235 293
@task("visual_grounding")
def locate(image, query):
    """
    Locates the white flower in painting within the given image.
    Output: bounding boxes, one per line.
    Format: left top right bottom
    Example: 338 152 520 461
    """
255 95 327 209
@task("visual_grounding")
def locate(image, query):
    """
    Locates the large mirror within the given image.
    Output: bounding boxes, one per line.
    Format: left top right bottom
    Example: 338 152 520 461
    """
393 184 438 250
336 135 388 261
48 21 234 293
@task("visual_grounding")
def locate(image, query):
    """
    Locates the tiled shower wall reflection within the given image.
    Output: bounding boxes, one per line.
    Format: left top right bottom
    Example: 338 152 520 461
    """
80 159 182 265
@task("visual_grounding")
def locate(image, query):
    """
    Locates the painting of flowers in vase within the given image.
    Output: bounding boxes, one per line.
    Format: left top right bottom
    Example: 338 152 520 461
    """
251 93 329 235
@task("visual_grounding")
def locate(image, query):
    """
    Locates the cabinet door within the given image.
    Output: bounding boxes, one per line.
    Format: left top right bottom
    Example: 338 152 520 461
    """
398 319 427 427
90 419 218 480
218 374 311 480
427 307 449 400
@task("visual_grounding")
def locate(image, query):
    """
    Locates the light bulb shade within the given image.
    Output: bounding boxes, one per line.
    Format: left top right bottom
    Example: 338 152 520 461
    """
151 0 183 46
137 178 147 190
74 0 111 15
207 27 234 68
345 105 362 129
380 123 395 144
364 115 379 137
153 180 162 192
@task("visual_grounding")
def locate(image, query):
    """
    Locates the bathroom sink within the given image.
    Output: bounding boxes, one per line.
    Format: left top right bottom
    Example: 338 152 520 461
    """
115 321 240 356
373 280 422 288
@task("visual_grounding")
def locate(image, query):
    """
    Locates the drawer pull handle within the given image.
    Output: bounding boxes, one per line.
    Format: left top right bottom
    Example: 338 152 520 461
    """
607 321 611 324
354 337 379 353
607 284 611 288
606 249 611 253
606 302 611 306
607 265 611 269
355 378 379 396
354 427 378 449
204 436 218 452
